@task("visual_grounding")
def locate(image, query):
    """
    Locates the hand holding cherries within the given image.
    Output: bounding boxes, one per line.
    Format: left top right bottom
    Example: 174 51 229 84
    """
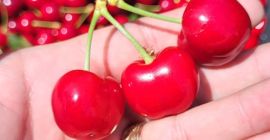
50 0 258 139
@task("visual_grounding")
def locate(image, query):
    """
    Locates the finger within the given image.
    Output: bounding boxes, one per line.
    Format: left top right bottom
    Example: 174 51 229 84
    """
0 53 28 139
198 43 270 103
246 131 270 140
141 79 270 140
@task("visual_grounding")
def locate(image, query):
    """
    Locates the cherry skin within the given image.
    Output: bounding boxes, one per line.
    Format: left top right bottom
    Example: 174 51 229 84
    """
57 24 77 41
136 0 158 5
121 47 198 119
34 29 56 45
17 12 37 34
2 0 23 17
52 70 125 139
8 18 18 33
115 14 129 25
78 24 89 34
62 13 80 26
107 5 122 16
0 32 7 49
179 0 252 66
158 0 187 13
25 0 47 9
40 2 60 21
62 0 87 7
244 18 267 50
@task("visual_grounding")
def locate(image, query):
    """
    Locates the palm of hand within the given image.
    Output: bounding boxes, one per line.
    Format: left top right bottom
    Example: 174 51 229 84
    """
0 2 269 139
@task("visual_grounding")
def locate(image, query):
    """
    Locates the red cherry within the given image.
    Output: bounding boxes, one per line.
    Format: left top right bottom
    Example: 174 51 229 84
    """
17 12 36 33
158 0 186 12
78 24 89 34
62 13 80 26
63 0 87 7
180 0 252 66
40 2 60 21
260 0 267 6
22 33 36 45
0 32 7 49
107 5 122 15
57 24 77 41
115 14 129 24
8 18 18 33
244 18 267 50
34 29 56 45
2 0 23 17
136 0 158 5
52 70 124 139
25 0 47 9
121 47 198 119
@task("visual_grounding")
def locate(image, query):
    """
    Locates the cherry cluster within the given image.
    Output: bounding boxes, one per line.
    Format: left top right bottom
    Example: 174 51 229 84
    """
49 0 267 139
0 0 188 52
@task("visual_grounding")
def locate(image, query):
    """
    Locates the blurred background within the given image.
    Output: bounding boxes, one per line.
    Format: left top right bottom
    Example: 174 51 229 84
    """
261 1 270 43
0 0 269 53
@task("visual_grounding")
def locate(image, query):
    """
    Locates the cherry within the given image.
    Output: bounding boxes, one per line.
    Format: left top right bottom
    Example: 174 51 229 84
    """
158 0 186 12
40 2 60 21
244 18 267 50
136 0 158 5
115 14 129 24
57 24 77 41
62 13 81 26
78 24 89 34
34 29 56 45
25 0 47 9
179 0 252 66
260 0 267 6
8 18 18 33
52 70 124 139
22 33 36 45
121 47 198 119
17 12 36 33
0 32 7 49
2 0 23 17
107 5 122 16
62 0 87 7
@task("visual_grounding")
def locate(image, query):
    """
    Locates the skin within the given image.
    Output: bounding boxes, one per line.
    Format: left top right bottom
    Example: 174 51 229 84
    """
0 0 267 139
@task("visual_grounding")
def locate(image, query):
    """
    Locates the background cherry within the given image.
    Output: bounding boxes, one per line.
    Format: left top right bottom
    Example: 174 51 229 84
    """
25 0 47 9
2 0 23 17
52 70 124 139
0 32 7 49
121 47 198 119
40 2 61 21
136 0 158 5
179 0 252 66
57 24 77 41
17 12 37 33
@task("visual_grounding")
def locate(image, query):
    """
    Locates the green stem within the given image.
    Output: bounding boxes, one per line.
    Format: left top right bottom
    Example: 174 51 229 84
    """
84 10 101 71
116 0 180 24
0 3 8 33
32 20 61 29
100 7 153 64
135 3 160 13
60 4 94 14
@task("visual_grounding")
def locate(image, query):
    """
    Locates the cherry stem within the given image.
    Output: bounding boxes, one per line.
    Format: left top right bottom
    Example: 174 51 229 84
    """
84 9 101 71
135 3 160 13
0 3 8 33
32 20 61 29
60 4 94 14
110 0 181 24
75 10 93 28
100 6 153 64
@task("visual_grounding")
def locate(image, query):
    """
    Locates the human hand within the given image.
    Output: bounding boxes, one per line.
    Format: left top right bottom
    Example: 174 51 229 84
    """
0 0 268 139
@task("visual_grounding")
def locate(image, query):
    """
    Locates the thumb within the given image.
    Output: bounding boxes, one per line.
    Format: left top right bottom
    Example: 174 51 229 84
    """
140 79 270 140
